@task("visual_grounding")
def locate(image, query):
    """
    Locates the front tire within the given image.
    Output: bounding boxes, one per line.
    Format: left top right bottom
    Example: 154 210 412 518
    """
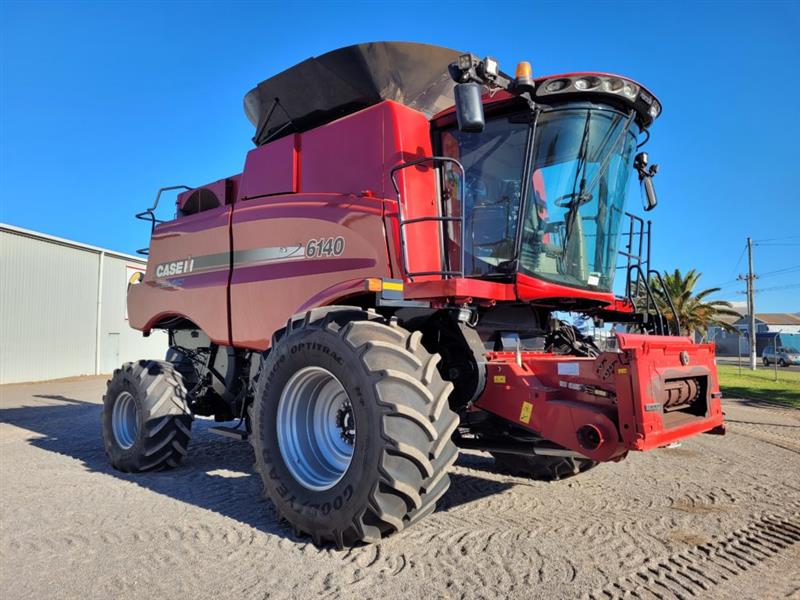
779 359 787 368
102 360 192 472
763 357 770 366
250 308 459 547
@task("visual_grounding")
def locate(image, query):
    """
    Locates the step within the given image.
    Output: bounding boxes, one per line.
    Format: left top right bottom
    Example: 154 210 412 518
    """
208 425 248 441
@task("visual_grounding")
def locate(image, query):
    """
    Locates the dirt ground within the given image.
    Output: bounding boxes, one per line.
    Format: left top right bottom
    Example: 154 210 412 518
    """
1 377 798 600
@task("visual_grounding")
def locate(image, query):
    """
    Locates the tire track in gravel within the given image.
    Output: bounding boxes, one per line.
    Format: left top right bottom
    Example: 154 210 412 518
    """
585 511 800 600
3 381 800 600
727 421 800 454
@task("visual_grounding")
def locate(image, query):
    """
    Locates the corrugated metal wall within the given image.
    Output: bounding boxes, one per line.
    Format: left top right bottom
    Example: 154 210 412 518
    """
0 226 167 384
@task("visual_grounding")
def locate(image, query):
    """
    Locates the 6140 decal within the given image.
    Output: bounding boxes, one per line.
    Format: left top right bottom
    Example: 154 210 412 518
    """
306 236 345 258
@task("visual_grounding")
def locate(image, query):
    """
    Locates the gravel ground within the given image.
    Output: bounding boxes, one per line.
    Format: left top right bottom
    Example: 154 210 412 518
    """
1 376 799 600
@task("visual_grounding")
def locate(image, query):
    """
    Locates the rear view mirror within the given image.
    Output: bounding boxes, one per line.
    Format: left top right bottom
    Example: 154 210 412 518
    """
642 176 658 211
454 82 485 133
634 152 658 211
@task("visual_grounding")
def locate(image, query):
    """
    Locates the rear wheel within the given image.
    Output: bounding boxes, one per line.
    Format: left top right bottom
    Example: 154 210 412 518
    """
250 308 459 547
102 360 192 472
763 357 770 366
490 452 598 481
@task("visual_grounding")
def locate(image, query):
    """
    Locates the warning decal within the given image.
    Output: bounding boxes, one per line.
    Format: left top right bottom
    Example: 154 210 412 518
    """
519 401 533 424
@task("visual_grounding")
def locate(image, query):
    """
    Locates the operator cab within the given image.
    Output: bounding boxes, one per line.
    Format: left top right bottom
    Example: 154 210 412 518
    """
435 59 661 302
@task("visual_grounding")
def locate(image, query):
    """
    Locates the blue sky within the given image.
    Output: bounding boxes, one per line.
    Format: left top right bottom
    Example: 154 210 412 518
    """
1 0 798 312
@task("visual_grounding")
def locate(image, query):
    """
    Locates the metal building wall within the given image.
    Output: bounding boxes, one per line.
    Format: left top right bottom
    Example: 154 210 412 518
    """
0 225 167 384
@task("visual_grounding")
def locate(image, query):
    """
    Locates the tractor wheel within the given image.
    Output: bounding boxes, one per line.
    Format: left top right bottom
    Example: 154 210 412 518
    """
250 308 459 548
102 360 192 472
490 452 598 481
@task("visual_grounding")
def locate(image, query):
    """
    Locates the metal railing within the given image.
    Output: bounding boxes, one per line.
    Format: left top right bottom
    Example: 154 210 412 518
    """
135 185 192 255
389 157 465 281
618 213 680 335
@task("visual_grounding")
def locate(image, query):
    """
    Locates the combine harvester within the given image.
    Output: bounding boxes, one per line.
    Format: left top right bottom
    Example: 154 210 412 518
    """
105 42 725 547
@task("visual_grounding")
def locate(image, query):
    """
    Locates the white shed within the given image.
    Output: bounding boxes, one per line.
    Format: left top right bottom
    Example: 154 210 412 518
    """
0 223 167 384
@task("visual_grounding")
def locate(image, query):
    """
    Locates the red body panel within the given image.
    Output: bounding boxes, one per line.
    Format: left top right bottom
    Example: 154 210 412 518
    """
130 100 448 349
229 195 390 349
128 205 232 345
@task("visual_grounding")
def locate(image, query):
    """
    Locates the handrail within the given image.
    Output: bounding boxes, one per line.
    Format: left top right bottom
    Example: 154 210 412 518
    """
390 157 465 281
627 263 667 335
648 269 681 336
134 185 192 255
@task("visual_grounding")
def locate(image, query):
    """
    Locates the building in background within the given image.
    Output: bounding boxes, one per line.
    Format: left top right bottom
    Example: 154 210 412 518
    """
712 312 800 356
0 224 167 384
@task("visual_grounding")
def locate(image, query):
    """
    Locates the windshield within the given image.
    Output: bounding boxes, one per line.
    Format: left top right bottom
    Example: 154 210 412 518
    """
440 103 639 291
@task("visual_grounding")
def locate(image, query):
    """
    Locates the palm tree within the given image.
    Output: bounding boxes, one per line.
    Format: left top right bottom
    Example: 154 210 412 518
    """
650 269 741 338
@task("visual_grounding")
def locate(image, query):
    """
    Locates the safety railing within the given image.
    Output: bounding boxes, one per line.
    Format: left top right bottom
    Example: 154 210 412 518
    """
390 157 465 281
619 212 649 299
135 185 192 255
618 213 681 336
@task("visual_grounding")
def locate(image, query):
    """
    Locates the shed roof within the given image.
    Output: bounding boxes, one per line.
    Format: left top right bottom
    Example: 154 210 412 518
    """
0 223 145 263
734 313 800 326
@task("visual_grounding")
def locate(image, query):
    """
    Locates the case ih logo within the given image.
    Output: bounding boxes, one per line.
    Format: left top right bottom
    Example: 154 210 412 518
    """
155 258 195 278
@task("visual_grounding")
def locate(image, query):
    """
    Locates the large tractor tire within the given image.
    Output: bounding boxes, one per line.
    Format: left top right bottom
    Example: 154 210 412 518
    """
490 452 598 481
250 308 459 548
102 360 193 472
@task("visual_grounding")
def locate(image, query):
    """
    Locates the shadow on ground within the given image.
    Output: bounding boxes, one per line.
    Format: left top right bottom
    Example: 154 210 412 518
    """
0 394 512 545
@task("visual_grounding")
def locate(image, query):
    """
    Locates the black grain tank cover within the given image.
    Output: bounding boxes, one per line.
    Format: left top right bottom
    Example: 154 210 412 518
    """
244 42 463 145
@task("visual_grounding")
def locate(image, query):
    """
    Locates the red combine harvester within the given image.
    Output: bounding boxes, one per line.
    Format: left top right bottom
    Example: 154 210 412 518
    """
105 42 725 547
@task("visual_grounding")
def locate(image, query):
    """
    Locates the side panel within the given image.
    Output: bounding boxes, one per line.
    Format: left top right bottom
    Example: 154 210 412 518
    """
382 103 443 279
229 194 392 350
127 205 232 345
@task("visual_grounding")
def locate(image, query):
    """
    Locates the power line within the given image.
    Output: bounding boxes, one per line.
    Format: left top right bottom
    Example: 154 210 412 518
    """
706 243 748 289
713 265 800 292
736 283 800 294
753 235 800 243
756 282 800 293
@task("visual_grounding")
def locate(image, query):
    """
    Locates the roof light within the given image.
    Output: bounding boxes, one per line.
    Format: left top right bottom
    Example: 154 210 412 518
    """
545 78 570 92
515 61 532 80
533 74 661 126
483 56 499 78
622 83 637 98
649 102 661 118
458 53 476 71
574 76 601 91
514 61 534 93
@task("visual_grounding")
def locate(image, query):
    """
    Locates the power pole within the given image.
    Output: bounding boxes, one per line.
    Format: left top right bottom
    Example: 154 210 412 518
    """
738 237 757 370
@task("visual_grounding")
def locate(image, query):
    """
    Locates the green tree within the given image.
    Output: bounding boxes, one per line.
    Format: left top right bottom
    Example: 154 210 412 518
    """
650 268 741 338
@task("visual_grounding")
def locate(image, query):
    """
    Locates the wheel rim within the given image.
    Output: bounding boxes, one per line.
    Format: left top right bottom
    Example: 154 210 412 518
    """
276 366 355 491
112 391 139 449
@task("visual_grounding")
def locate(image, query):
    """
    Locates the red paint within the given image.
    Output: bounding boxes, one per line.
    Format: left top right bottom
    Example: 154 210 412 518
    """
239 135 298 199
515 272 616 305
474 333 724 461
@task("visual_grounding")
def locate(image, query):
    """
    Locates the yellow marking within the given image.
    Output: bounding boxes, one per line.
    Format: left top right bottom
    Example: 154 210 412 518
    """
493 374 506 384
617 368 628 374
382 280 404 291
519 401 533 424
